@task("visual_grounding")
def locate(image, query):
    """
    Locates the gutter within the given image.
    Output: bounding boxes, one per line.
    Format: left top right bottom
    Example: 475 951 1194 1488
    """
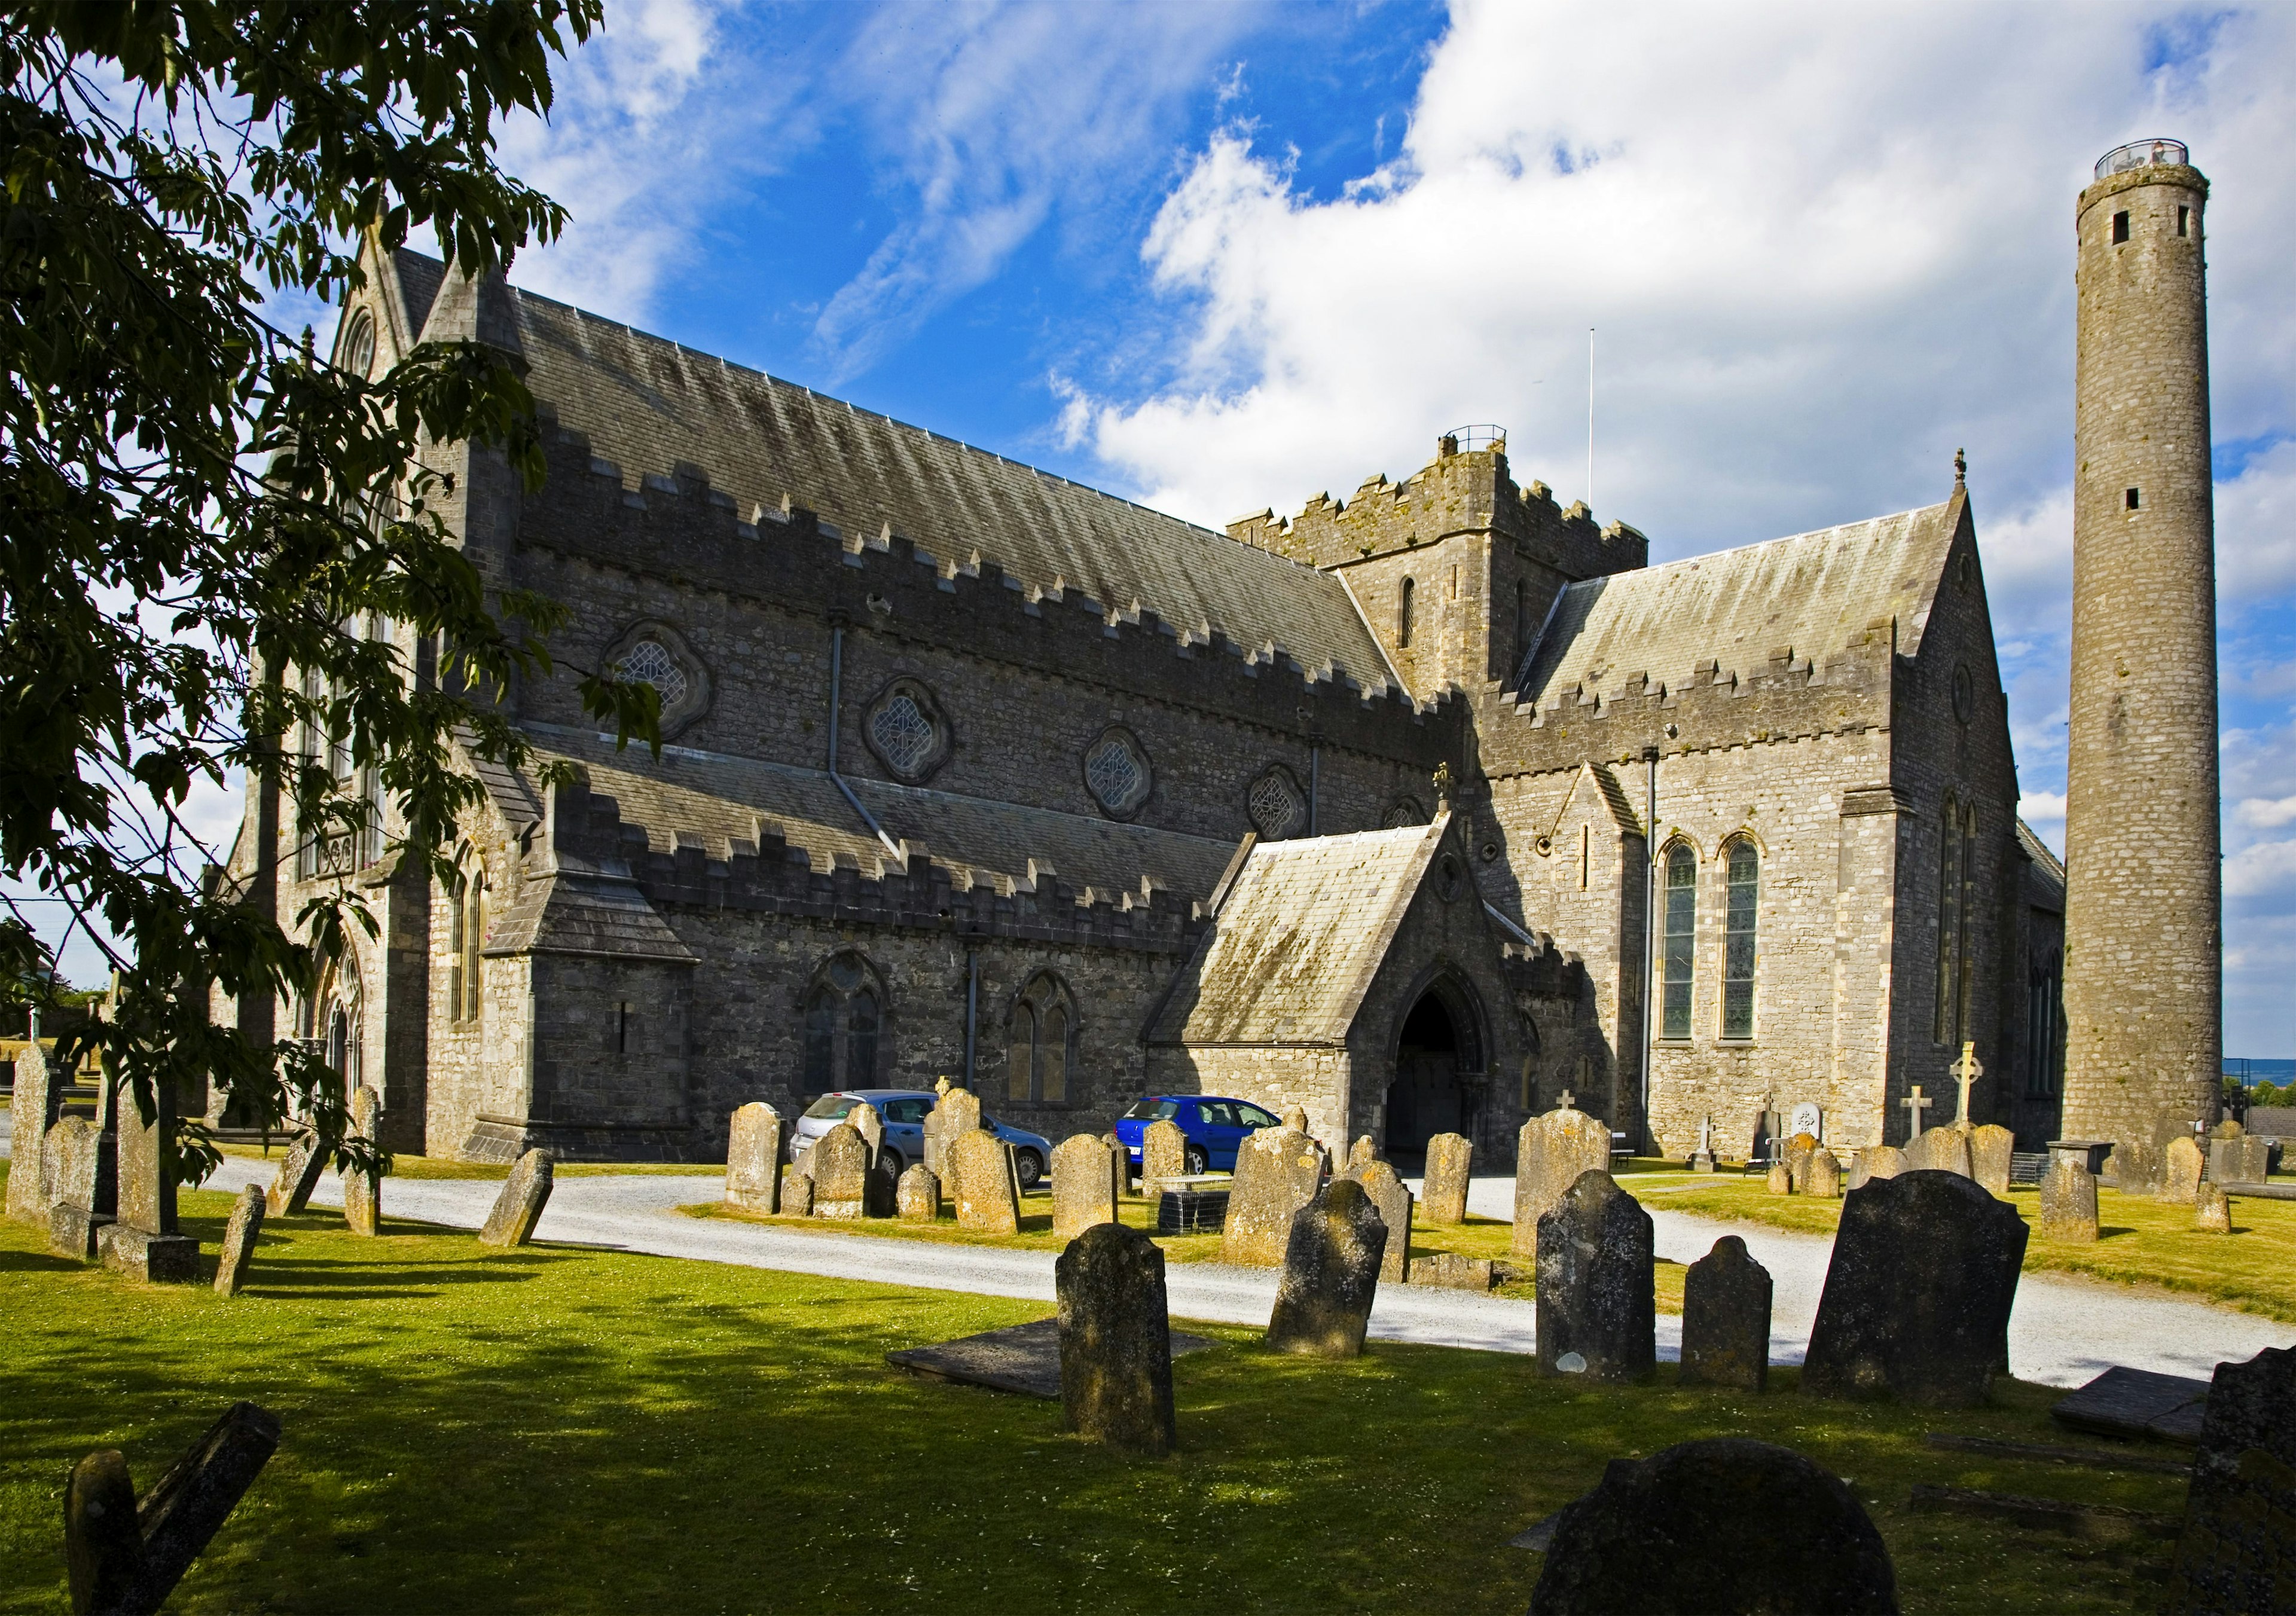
828 623 906 861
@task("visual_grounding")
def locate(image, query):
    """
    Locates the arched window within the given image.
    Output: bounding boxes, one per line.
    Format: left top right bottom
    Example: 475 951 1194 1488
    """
1661 844 1696 1040
2026 948 2063 1098
448 870 484 1024
1007 973 1074 1104
1399 578 1416 649
338 308 377 378
1722 840 1758 1039
800 951 886 1094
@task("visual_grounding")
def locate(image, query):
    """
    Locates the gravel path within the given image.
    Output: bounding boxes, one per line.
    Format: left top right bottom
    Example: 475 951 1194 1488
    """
186 1156 2295 1386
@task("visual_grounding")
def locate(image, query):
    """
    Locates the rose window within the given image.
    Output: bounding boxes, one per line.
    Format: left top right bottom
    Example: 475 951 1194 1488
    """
1085 732 1150 815
870 695 936 776
618 639 688 710
1248 768 1306 839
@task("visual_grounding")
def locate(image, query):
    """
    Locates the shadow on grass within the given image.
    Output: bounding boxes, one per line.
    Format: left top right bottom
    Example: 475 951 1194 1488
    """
0 1247 86 1275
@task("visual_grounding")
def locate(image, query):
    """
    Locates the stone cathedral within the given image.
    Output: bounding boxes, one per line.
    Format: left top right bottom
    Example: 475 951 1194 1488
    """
221 233 2091 1169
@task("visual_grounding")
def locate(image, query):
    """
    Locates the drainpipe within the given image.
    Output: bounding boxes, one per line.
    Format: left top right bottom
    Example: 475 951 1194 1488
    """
827 622 905 861
1642 744 1660 1154
1308 740 1321 836
963 947 979 1091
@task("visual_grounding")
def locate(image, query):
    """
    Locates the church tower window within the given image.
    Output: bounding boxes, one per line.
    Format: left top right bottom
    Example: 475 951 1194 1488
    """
1661 844 1696 1040
1398 578 1415 648
1007 973 1074 1104
1721 840 1758 1039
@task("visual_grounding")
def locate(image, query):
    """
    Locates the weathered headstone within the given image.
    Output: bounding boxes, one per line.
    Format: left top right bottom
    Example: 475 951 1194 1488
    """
1055 1221 1176 1455
340 1086 381 1237
779 1166 814 1217
723 1101 784 1214
2194 1181 2231 1234
1421 1132 1472 1224
1140 1117 1187 1187
951 1128 1019 1233
2211 1117 2245 1141
1527 1438 1897 1615
266 1132 326 1217
1052 1133 1119 1240
1679 1236 1772 1393
46 1116 117 1260
1344 1158 1413 1284
810 1122 871 1219
1785 1132 1819 1192
97 1077 198 1282
2163 1345 2296 1614
2209 1134 2272 1186
1407 1252 1495 1291
65 1401 282 1616
213 1185 266 1297
1804 1169 2028 1407
1265 1178 1387 1358
1904 1125 1972 1177
1281 1104 1309 1134
1968 1123 2014 1198
1804 1147 1842 1200
1219 1126 1324 1267
1105 1135 1132 1199
2159 1134 2205 1205
1764 1162 1792 1196
923 1084 980 1180
1512 1107 1613 1257
1846 1145 1909 1190
1789 1101 1825 1142
2106 1138 2163 1193
2038 1154 2100 1242
478 1150 554 1247
4 1043 59 1221
1535 1169 1655 1383
896 1163 939 1221
866 1151 899 1217
848 1100 884 1165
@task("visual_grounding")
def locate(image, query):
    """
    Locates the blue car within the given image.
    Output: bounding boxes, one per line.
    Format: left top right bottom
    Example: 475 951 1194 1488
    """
1114 1095 1285 1175
792 1089 1054 1188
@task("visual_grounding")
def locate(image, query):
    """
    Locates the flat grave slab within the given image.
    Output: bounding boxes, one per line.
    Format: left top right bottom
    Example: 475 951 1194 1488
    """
887 1317 1215 1400
1908 1483 2180 1540
2050 1365 2212 1445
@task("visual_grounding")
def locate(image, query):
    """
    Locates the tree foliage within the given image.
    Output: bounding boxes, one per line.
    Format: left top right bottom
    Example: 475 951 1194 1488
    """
0 0 653 1183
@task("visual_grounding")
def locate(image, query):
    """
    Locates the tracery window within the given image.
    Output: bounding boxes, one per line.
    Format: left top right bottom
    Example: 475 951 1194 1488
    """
338 308 376 378
1721 840 1758 1040
1083 728 1152 818
801 951 885 1093
448 868 486 1024
1007 973 1074 1104
616 638 689 711
861 677 950 783
1660 844 1696 1040
1248 765 1307 840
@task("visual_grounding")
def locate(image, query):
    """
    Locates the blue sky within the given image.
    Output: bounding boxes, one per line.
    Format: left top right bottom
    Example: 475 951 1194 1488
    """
69 3 2296 1058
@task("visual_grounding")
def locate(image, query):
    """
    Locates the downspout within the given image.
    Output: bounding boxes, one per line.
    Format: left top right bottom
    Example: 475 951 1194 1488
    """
1642 744 1660 1154
828 623 905 861
963 947 979 1091
1308 741 1320 836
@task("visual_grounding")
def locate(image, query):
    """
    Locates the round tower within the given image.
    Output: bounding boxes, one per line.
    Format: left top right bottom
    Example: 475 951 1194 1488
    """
2059 139 2219 1149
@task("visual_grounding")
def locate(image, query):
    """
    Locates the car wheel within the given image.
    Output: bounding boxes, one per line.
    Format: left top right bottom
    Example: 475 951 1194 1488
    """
1184 1145 1208 1175
1015 1148 1045 1190
878 1145 903 1176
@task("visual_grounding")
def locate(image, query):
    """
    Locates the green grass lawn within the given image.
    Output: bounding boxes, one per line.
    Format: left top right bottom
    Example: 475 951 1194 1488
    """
0 1183 2187 1614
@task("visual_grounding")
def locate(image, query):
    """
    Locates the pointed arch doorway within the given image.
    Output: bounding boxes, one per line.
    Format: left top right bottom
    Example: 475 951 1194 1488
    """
1385 974 1485 1165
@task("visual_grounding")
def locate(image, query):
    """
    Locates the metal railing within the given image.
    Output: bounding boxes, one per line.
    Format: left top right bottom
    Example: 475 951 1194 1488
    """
2095 139 2188 180
1439 423 1507 456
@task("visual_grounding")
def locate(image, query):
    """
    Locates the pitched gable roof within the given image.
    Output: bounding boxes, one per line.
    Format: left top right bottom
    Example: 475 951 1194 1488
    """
1514 498 1963 713
1149 819 1448 1046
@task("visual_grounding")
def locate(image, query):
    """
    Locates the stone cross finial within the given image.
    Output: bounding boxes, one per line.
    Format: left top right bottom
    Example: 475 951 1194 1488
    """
1952 1042 1983 1128
1901 1085 1932 1142
1954 447 1967 485
1432 760 1454 809
1556 1089 1576 1112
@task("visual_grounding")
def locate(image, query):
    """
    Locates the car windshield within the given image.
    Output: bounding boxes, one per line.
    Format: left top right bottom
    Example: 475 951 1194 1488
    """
802 1095 857 1121
1122 1099 1181 1121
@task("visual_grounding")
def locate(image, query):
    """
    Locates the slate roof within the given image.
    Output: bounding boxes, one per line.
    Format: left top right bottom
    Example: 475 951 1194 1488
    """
1149 819 1446 1046
2016 817 2066 906
391 248 444 337
400 251 1397 694
521 723 1238 905
484 863 697 962
1513 500 1961 711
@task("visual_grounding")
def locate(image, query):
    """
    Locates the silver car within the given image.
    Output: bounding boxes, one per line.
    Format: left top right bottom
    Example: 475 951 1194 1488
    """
790 1088 1053 1188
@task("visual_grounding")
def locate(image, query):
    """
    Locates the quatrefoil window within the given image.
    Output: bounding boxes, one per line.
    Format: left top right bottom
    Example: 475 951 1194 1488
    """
1083 728 1152 818
862 678 951 783
617 639 689 710
600 620 711 741
1248 765 1307 841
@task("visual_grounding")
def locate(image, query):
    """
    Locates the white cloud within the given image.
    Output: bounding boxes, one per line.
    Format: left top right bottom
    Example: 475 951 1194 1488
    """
2018 791 2066 826
2228 839 2296 902
2238 795 2296 830
2219 438 2296 610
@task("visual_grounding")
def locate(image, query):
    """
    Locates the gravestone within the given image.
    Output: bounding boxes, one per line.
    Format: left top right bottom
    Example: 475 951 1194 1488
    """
1344 1158 1413 1284
1407 1252 1495 1291
1281 1105 1309 1134
2209 1134 2272 1186
340 1086 381 1237
1969 1124 2014 1198
2211 1117 2244 1141
478 1150 554 1247
65 1401 281 1616
779 1166 814 1218
1219 1126 1324 1267
1688 1113 1717 1174
1904 1126 1971 1178
2107 1138 2163 1193
1804 1169 2028 1407
1052 1133 1119 1240
923 1085 981 1180
1105 1135 1132 1199
1784 1132 1819 1192
1265 1178 1387 1358
1054 1222 1177 1455
97 1077 198 1282
2194 1181 2231 1234
848 1100 884 1165
1535 1170 1656 1383
266 1132 326 1217
1804 1147 1842 1200
810 1122 872 1219
1513 1106 1613 1257
46 1116 117 1260
1345 1135 1376 1172
2159 1135 2204 1205
2163 1345 2296 1614
896 1163 939 1221
723 1101 784 1214
1679 1236 1771 1392
1789 1101 1824 1143
213 1185 265 1297
1527 1438 1897 1615
2038 1154 2100 1242
1421 1132 1472 1224
1764 1162 1792 1196
1846 1145 1909 1190
951 1129 1020 1233
867 1151 899 1218
4 1043 59 1221
1141 1118 1187 1187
